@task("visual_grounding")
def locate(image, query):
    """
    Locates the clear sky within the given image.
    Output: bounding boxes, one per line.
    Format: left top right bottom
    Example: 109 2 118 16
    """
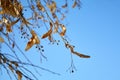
39 0 120 80
1 0 120 80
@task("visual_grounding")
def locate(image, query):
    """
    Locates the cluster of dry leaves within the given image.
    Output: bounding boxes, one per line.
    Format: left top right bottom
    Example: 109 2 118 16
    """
0 0 90 80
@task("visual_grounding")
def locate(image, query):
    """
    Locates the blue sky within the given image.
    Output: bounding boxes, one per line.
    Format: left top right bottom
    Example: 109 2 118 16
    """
65 0 120 80
1 0 120 80
41 0 120 80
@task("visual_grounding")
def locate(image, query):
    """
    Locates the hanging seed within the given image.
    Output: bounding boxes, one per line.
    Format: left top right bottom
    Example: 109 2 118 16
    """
42 49 44 52
36 46 38 48
38 48 41 50
71 70 74 73
40 45 43 48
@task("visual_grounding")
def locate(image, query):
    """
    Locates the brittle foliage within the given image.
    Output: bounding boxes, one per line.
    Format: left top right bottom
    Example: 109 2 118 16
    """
0 0 90 80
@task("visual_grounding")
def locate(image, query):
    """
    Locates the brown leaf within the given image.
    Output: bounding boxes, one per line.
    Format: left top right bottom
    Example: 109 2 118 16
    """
25 39 34 51
16 70 22 80
42 29 52 39
68 44 90 58
31 30 40 44
25 30 40 51
72 1 77 8
74 52 90 58
60 24 66 36
0 36 4 43
42 22 53 39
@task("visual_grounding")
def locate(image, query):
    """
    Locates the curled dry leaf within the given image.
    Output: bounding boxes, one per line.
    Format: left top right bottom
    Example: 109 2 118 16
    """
42 22 53 39
72 1 77 8
65 43 90 58
60 24 66 36
25 39 34 51
73 52 90 58
31 30 40 44
0 36 4 43
25 30 40 51
41 28 52 39
16 70 22 80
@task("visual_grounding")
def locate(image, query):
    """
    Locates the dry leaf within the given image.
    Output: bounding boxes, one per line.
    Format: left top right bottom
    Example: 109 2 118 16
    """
42 22 53 39
60 24 66 36
74 52 90 58
16 70 22 80
25 30 40 51
72 1 77 8
0 0 23 17
25 39 33 51
31 30 40 44
66 43 90 58
0 36 4 43
69 44 90 58
42 28 52 39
